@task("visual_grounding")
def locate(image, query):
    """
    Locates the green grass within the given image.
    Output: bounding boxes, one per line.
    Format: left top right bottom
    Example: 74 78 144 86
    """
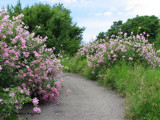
61 57 160 120
99 62 160 119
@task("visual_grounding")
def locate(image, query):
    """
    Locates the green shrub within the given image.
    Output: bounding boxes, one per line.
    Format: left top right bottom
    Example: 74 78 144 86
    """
0 87 32 120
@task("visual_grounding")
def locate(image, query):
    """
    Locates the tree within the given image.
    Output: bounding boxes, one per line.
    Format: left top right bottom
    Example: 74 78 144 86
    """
96 32 106 40
121 15 160 43
96 20 123 40
7 2 85 55
107 20 123 37
7 0 22 17
96 16 160 44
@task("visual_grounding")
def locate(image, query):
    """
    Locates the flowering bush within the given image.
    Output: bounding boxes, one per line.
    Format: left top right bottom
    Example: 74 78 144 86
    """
0 87 32 120
0 9 63 119
61 31 160 119
77 32 160 77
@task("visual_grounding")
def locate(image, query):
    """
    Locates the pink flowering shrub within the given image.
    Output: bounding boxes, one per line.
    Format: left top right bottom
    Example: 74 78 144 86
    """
77 32 160 78
0 87 32 120
0 9 63 119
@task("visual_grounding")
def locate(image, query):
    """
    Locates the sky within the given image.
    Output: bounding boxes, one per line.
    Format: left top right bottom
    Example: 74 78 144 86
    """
1 0 160 43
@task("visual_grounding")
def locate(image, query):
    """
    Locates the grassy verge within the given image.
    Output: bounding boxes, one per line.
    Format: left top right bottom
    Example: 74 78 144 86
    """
61 57 160 120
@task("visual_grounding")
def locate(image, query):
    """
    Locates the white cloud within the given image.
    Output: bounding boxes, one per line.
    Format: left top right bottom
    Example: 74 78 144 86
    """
39 0 91 5
125 0 160 16
63 0 77 3
80 0 92 5
89 12 103 16
117 12 123 15
39 0 77 3
91 11 112 16
104 11 112 16
37 0 160 43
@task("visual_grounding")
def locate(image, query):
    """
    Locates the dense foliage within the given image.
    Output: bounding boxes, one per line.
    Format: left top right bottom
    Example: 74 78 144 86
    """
97 16 160 45
5 0 160 119
7 1 85 55
62 32 160 119
0 9 63 119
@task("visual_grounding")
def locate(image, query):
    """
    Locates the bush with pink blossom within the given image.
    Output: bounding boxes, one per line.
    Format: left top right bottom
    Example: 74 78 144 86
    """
0 87 32 120
76 32 160 79
0 9 63 119
62 31 160 119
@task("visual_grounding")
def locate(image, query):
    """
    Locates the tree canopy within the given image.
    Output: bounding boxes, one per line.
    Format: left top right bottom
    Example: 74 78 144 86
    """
121 15 159 43
97 16 160 44
7 1 85 55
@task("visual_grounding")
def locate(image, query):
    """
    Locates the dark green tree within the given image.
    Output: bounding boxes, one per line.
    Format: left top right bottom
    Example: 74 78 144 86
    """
7 2 85 55
96 20 123 41
107 20 123 37
96 32 106 40
22 3 85 55
7 0 22 17
96 16 160 44
154 27 160 50
121 15 160 43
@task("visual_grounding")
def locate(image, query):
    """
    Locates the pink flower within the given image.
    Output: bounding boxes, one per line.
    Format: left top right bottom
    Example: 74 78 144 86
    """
20 89 24 94
17 86 21 89
55 81 61 89
0 99 2 102
0 65 2 71
122 55 125 58
112 54 117 58
5 88 9 91
3 52 9 57
22 52 30 57
111 50 114 54
4 60 9 64
129 57 133 60
15 100 18 104
33 107 41 114
26 91 30 96
10 93 15 97
49 93 55 100
24 26 29 29
61 79 64 83
1 8 5 13
16 106 22 110
42 94 49 101
32 97 39 105
2 35 6 39
66 88 71 93
33 51 41 57
22 83 26 89
47 84 50 89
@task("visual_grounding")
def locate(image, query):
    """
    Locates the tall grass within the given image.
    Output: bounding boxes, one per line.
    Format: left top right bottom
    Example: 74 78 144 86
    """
61 32 160 119
99 62 160 119
62 58 160 120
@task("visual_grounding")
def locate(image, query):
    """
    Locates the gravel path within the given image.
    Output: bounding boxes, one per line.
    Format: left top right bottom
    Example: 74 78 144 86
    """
21 73 125 120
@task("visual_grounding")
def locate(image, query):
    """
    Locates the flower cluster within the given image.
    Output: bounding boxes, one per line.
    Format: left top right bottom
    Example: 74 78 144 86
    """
32 97 41 113
77 32 160 74
0 87 32 119
0 9 63 119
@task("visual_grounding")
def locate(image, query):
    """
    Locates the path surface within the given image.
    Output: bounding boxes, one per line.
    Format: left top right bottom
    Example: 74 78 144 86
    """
21 73 125 120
